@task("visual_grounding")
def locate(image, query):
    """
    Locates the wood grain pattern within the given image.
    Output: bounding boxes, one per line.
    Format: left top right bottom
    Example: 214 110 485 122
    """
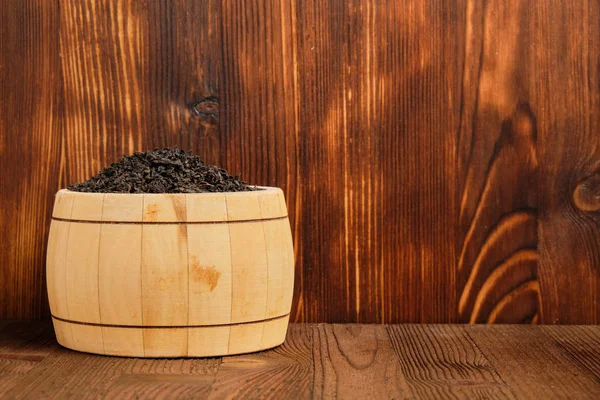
466 325 600 398
4 322 600 398
4 340 220 399
0 322 55 397
541 325 600 383
2 0 600 324
46 190 294 357
59 0 144 182
387 325 514 398
0 0 62 319
0 321 56 356
312 324 411 398
457 0 540 324
0 356 41 397
144 0 224 162
534 0 600 324
208 324 312 399
295 0 461 323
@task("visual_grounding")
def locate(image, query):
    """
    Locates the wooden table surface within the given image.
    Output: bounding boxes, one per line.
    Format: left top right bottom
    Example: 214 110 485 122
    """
1 322 600 399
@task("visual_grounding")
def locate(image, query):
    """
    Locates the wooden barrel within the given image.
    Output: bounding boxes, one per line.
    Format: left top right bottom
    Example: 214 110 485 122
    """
46 187 294 357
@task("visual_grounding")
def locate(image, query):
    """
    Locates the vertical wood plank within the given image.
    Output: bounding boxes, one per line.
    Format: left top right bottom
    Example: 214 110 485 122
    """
65 223 101 323
263 219 295 318
535 0 600 324
187 224 233 325
102 327 144 357
142 194 187 222
457 0 541 323
61 219 104 353
258 188 285 219
46 222 71 318
141 224 189 326
51 318 74 350
186 193 228 222
228 322 264 355
70 324 104 355
98 224 143 325
295 0 462 323
52 191 75 219
144 0 224 163
188 326 230 358
141 225 188 355
59 0 146 182
102 193 144 222
260 315 290 350
225 192 262 221
229 222 269 323
219 0 302 320
142 328 188 358
70 193 104 221
0 0 62 319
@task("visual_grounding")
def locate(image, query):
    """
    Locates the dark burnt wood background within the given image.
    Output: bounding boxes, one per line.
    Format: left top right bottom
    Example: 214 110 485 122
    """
1 0 599 323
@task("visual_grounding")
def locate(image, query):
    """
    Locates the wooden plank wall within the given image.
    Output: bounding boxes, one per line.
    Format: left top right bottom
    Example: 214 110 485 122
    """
1 0 599 323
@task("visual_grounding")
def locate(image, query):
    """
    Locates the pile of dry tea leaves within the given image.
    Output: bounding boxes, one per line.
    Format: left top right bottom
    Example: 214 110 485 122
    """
68 148 256 193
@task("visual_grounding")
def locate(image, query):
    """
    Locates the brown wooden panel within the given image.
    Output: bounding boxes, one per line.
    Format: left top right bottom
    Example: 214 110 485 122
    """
0 0 62 319
218 0 303 320
60 0 224 180
144 0 224 163
1 0 600 324
59 0 145 182
534 0 600 324
295 0 462 323
457 0 541 324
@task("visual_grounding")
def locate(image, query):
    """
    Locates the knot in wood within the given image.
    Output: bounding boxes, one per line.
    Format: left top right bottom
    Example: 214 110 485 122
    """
191 97 219 120
573 173 600 212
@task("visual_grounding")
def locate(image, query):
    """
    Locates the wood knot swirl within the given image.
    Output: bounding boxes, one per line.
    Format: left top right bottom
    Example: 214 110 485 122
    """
191 97 219 121
573 173 600 212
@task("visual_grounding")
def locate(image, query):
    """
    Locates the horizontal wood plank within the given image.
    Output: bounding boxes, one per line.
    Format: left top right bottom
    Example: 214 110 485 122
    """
540 326 600 384
388 325 514 398
0 322 56 397
208 324 313 399
466 325 600 399
3 340 220 399
312 324 412 399
2 322 600 399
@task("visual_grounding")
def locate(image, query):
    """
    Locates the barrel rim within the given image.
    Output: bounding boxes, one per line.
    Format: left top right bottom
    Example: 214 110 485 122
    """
52 186 288 222
57 185 279 196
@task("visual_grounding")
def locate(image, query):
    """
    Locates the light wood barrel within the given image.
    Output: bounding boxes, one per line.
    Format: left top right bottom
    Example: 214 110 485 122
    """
46 187 294 357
